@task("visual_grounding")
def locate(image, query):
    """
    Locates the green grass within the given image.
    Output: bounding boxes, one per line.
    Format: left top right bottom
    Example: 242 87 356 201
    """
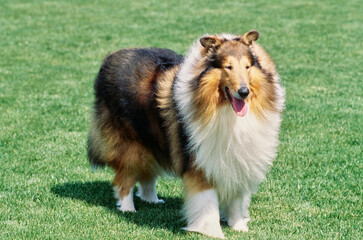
0 0 362 239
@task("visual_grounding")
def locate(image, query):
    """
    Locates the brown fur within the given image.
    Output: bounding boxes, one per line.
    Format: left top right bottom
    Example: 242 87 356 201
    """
248 42 281 119
194 68 225 124
156 66 188 174
183 169 213 199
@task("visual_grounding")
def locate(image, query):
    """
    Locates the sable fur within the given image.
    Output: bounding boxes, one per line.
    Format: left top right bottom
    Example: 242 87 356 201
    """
87 31 285 238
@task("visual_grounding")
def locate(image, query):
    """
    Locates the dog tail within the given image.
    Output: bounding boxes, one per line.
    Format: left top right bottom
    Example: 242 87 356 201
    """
87 131 106 170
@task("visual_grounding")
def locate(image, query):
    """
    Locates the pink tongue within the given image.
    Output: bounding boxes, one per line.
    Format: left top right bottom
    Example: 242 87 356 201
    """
231 96 248 117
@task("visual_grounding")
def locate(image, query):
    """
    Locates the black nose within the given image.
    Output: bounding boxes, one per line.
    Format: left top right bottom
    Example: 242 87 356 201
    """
238 86 250 99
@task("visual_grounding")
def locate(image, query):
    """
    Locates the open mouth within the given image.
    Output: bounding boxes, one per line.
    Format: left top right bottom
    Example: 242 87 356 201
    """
225 87 248 117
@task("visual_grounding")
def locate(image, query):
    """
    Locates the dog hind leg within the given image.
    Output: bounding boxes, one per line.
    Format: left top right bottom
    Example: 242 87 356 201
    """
136 178 164 204
113 169 137 212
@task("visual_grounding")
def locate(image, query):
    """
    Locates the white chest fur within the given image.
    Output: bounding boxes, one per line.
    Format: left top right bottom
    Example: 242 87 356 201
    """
188 105 282 204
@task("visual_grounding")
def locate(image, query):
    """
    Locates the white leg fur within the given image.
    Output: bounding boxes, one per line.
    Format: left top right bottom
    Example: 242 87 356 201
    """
227 194 251 232
114 186 136 212
182 189 225 239
241 193 251 220
136 179 164 203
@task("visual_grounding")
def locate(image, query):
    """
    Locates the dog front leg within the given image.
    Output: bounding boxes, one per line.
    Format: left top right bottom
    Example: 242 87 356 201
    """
227 193 251 232
182 171 225 239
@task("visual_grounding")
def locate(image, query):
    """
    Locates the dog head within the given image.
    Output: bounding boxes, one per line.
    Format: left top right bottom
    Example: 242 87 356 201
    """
199 31 260 117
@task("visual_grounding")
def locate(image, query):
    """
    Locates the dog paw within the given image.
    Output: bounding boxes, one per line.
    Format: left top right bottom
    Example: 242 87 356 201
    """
136 191 164 204
153 199 165 204
182 225 225 239
230 219 249 232
116 200 136 212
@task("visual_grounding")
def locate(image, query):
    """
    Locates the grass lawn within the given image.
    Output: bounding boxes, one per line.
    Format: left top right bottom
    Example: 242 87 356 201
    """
0 0 362 239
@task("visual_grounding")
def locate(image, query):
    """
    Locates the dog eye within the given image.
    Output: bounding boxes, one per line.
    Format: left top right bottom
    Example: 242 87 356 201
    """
225 65 233 70
246 65 250 69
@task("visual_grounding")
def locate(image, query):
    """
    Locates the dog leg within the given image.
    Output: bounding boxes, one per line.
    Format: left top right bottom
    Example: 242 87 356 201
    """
136 178 164 204
227 193 251 232
241 193 251 221
113 169 136 212
183 189 224 239
114 186 136 212
182 171 224 239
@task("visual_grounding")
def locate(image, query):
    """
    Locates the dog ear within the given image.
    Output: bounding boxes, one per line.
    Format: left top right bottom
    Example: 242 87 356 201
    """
241 30 259 45
200 35 221 50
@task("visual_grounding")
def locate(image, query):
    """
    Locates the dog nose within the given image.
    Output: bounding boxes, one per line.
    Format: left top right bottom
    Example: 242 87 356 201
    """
238 86 250 99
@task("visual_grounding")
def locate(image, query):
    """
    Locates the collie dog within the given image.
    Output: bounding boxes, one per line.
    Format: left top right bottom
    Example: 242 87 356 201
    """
88 30 285 238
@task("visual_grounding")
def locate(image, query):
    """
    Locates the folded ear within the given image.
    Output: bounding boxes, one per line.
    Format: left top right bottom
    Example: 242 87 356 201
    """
200 35 221 50
241 30 259 45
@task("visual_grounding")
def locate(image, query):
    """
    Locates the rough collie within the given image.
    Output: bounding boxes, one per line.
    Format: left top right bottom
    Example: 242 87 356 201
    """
87 30 285 238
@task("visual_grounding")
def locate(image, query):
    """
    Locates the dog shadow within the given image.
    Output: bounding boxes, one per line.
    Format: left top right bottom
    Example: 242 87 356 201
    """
51 181 185 233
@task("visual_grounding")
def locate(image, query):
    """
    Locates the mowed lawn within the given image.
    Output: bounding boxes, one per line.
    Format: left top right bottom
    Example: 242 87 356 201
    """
0 0 361 239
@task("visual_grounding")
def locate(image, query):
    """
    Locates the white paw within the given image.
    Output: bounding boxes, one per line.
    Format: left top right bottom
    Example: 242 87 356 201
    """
116 200 136 212
117 205 136 212
136 191 164 204
153 199 165 204
230 218 249 232
182 225 225 239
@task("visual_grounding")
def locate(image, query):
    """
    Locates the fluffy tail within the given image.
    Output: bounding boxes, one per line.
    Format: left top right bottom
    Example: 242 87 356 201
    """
87 132 106 170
